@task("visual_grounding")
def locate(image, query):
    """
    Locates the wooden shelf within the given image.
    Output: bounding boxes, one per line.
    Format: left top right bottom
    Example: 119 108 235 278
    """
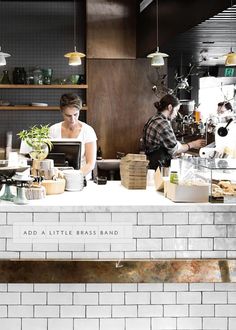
0 84 88 89
0 106 88 111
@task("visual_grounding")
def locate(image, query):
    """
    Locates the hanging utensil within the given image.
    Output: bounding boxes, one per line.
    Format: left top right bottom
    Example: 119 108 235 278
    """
217 118 233 137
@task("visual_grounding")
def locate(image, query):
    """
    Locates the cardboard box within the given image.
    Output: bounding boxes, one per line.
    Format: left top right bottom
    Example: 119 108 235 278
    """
120 154 148 189
166 181 209 203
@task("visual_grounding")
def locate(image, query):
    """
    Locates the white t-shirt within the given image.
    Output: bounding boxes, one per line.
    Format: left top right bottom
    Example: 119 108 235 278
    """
20 121 97 172
49 121 97 169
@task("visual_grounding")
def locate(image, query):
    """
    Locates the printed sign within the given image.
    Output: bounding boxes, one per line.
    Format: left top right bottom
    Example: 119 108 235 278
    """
13 222 133 243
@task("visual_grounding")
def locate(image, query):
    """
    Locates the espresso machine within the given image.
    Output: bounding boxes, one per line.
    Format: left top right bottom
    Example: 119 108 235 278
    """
173 99 205 142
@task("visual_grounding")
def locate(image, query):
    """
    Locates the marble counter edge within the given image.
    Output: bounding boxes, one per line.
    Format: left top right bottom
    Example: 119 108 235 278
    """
1 203 236 212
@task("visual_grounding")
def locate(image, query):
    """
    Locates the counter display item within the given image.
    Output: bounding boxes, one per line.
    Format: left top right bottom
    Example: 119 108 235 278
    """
165 180 209 203
120 153 149 189
154 163 209 203
178 157 236 203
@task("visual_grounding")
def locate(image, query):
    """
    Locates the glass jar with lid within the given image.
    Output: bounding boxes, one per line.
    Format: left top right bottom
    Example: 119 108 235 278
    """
33 68 43 85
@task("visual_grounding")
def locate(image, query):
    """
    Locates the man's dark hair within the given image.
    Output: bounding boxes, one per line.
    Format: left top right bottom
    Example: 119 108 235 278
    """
154 94 180 112
217 101 233 111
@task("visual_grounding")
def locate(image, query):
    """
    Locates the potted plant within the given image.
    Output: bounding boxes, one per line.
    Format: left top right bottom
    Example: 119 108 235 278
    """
18 125 53 160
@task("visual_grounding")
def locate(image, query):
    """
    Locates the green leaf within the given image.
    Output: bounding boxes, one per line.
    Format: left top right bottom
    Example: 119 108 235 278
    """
17 124 52 150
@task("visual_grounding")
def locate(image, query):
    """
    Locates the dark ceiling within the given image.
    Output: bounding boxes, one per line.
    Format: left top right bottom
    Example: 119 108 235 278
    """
162 3 236 66
138 0 236 65
2 0 236 67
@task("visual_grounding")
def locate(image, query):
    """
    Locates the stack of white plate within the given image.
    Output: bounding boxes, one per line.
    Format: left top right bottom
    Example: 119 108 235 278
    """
62 170 85 191
31 102 48 107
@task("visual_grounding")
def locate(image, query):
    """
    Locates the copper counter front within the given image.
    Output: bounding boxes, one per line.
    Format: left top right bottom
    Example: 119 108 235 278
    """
0 260 235 283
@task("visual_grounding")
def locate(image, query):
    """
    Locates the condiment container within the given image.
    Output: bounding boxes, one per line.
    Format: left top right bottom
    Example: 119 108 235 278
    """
170 171 179 184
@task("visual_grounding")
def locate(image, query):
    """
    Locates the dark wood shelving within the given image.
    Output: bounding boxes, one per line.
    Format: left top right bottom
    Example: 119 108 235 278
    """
0 106 88 111
0 84 88 89
0 84 88 110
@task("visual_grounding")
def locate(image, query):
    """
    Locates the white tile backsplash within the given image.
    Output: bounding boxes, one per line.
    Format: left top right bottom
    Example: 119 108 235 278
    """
1 210 236 258
2 208 236 330
0 213 7 224
0 282 235 329
22 318 47 330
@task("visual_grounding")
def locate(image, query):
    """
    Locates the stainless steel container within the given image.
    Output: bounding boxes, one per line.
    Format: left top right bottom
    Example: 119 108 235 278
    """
179 99 195 116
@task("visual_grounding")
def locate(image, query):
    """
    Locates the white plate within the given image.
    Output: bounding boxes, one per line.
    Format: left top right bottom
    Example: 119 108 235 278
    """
31 103 48 107
65 188 84 191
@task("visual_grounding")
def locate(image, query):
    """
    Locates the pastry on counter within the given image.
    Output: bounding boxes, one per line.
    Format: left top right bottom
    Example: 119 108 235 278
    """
212 180 236 197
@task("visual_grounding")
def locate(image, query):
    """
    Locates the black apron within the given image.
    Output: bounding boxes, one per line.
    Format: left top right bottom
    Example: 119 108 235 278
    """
143 115 172 170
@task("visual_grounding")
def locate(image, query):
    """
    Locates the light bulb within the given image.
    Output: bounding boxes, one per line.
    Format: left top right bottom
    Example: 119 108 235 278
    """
68 54 82 66
151 54 164 66
0 54 6 66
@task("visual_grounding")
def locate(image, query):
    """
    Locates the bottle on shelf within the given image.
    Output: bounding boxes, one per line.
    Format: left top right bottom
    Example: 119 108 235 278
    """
1 70 11 84
194 107 201 123
5 131 12 160
12 67 26 84
42 68 53 85
96 146 103 160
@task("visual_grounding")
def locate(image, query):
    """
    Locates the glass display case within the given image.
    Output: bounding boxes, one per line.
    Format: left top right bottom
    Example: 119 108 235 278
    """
178 157 236 203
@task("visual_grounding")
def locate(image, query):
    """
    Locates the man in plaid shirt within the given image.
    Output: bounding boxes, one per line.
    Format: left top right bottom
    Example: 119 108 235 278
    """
143 95 206 170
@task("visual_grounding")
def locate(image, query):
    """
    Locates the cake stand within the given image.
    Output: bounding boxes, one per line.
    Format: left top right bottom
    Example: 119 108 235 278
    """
0 166 29 202
11 173 34 205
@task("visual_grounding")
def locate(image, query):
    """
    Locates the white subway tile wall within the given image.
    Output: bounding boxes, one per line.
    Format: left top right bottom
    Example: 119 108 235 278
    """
1 211 236 329
2 211 236 259
1 283 235 330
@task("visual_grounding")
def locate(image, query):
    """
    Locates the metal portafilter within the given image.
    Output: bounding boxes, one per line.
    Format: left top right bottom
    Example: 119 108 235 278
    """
217 118 233 137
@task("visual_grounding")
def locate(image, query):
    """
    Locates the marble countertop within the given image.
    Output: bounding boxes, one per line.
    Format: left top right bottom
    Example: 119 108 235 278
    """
1 181 236 212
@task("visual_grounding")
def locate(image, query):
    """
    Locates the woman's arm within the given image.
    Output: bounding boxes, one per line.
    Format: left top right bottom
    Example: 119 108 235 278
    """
80 141 97 176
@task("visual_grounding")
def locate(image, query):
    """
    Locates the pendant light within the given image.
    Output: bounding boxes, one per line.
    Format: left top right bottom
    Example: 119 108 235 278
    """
64 0 85 66
0 46 11 66
147 0 168 66
225 0 236 66
225 47 236 66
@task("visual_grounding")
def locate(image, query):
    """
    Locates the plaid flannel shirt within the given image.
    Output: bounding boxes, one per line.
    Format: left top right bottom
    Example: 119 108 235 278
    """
143 112 178 156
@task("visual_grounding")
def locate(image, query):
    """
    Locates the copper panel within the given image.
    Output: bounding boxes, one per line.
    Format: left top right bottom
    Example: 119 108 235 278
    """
0 260 235 283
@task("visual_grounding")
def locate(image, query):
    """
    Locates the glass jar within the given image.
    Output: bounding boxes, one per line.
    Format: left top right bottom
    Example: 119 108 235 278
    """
170 171 179 184
29 143 49 160
1 70 11 84
13 67 26 84
26 70 34 85
33 68 43 85
42 68 53 85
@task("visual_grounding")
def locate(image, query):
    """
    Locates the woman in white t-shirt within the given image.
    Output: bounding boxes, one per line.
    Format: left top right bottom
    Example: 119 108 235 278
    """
50 93 97 176
20 93 97 177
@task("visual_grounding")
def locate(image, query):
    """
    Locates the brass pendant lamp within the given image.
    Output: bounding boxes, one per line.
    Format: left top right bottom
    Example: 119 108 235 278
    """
64 0 85 66
225 47 236 67
147 0 169 66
